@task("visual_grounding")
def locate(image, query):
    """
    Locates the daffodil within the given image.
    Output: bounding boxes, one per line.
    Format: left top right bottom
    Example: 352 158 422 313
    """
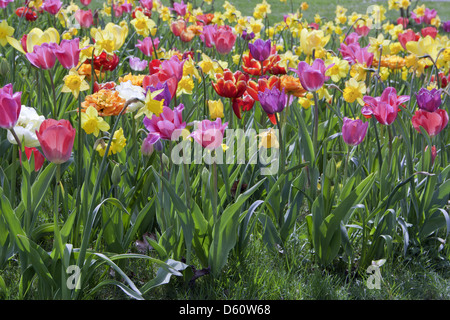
135 89 164 119
96 127 127 156
81 106 110 137
258 128 279 149
279 50 299 70
208 100 224 119
0 20 14 47
131 10 156 37
177 76 195 96
343 78 366 106
299 28 330 57
325 56 349 82
61 69 90 99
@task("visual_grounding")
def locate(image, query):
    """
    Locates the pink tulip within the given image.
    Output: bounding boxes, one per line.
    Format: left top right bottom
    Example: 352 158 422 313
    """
398 29 419 50
212 25 237 55
159 55 185 82
54 38 81 69
172 0 187 17
75 9 94 28
140 0 153 10
136 36 160 57
42 0 62 15
190 118 228 150
143 103 186 143
339 42 373 66
200 24 217 48
362 87 410 125
80 0 91 6
342 117 368 146
421 26 437 39
412 109 448 137
0 0 14 9
36 119 76 164
355 25 370 37
26 43 57 69
344 32 360 45
0 84 22 130
289 58 333 92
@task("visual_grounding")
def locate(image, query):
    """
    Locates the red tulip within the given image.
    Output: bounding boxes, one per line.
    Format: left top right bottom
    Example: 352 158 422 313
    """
398 29 419 50
232 91 255 119
397 17 409 28
412 109 448 137
212 69 248 99
24 147 45 171
36 119 76 164
421 26 437 39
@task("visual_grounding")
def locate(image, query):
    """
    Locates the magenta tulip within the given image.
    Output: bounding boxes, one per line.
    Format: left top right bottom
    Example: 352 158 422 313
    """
143 103 186 143
42 0 62 15
136 36 160 57
190 118 228 150
289 59 333 92
54 38 81 69
200 24 217 48
26 43 57 69
362 87 410 125
342 117 369 146
0 84 22 130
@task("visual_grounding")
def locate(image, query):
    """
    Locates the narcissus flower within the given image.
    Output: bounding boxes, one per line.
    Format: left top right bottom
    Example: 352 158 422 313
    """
258 128 279 149
341 117 368 146
0 20 14 47
81 106 110 137
96 127 127 156
36 119 76 164
135 88 165 118
61 69 90 99
343 78 366 106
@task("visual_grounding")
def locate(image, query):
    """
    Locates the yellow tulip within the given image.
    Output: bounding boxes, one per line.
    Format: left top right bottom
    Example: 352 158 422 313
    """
7 27 60 54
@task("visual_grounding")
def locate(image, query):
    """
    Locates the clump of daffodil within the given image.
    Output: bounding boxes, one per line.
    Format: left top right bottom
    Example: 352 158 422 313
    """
90 23 128 56
299 28 330 58
135 89 164 119
343 78 366 106
61 69 90 99
279 50 299 70
0 20 14 47
299 92 314 109
208 100 224 119
96 127 127 157
131 10 156 37
81 106 110 137
369 34 391 58
253 0 271 19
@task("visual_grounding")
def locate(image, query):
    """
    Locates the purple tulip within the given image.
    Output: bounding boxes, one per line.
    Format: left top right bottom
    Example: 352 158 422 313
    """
143 103 186 143
190 118 228 150
129 56 148 71
248 38 271 62
258 87 287 115
290 59 333 92
416 87 442 112
443 21 450 33
342 117 368 146
241 30 255 41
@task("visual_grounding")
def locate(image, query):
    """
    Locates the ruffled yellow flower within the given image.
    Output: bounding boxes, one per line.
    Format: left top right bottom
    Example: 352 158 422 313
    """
81 106 110 137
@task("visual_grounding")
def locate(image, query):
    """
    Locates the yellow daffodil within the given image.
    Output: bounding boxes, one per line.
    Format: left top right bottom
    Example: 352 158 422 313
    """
343 78 366 106
81 106 110 137
61 69 90 99
279 50 299 70
96 127 127 157
136 89 164 119
325 56 349 83
177 76 195 96
0 20 14 47
131 10 156 37
258 128 279 149
299 28 330 57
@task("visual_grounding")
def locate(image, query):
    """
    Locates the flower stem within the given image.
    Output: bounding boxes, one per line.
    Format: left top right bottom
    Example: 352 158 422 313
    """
312 91 320 158
48 69 57 118
275 112 284 175
212 159 218 224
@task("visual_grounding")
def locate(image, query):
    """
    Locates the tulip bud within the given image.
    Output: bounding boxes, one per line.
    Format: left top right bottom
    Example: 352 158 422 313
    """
201 167 209 183
325 157 336 180
111 164 122 185
0 58 10 77
162 153 169 167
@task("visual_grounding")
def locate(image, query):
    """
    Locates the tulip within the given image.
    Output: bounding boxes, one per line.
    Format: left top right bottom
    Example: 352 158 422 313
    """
159 55 185 82
199 24 217 48
143 103 186 143
421 26 437 39
0 0 14 9
26 43 57 69
212 69 247 99
355 25 370 37
24 147 45 172
397 17 409 28
212 25 236 55
0 84 22 130
136 36 160 57
290 59 333 92
232 91 255 119
443 21 450 33
171 19 186 37
75 9 94 28
54 38 81 69
398 29 419 50
80 0 91 6
248 38 271 62
339 42 374 66
425 145 437 164
145 81 173 107
42 0 62 15
412 109 448 137
257 87 287 115
36 119 76 164
190 118 228 150
140 0 153 11
141 134 155 156
172 0 187 17
416 88 441 112
344 32 360 45
341 117 368 146
129 56 148 71
362 87 410 125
